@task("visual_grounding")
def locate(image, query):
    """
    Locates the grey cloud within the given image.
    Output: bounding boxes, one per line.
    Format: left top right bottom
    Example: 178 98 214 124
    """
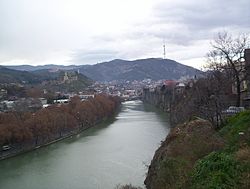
138 0 250 46
70 49 119 64
154 0 250 30
127 22 208 46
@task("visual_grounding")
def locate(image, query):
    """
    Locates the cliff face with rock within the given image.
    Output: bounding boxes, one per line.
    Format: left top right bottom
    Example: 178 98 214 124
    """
144 110 250 189
142 74 234 127
144 118 224 189
142 84 189 126
142 86 173 112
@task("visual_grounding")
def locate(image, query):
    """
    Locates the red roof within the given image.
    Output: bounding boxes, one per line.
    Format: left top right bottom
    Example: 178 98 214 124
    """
164 80 177 87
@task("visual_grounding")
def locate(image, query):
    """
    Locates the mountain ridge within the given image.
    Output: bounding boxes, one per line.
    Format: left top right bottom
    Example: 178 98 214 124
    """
78 58 203 81
4 58 203 82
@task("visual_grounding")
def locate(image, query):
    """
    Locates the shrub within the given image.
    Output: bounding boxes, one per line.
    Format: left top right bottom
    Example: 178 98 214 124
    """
190 152 242 189
220 110 250 151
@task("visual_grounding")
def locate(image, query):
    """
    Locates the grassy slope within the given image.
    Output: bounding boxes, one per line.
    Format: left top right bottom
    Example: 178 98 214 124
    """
144 111 250 189
190 111 250 189
144 119 224 189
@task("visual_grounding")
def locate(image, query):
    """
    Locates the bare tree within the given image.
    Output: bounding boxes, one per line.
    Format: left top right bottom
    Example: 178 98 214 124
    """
207 32 249 106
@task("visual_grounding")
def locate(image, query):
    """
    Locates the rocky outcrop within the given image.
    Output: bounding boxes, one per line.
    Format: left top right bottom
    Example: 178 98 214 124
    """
144 118 224 189
142 86 173 112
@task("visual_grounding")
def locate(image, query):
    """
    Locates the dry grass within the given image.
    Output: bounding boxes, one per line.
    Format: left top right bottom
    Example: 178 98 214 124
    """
236 146 250 162
145 119 225 189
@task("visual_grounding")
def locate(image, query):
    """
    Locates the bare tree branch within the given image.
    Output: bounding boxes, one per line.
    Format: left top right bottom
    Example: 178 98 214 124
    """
206 31 249 106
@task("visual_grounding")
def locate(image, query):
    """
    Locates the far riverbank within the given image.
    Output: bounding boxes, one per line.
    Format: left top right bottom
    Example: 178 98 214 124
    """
0 95 120 161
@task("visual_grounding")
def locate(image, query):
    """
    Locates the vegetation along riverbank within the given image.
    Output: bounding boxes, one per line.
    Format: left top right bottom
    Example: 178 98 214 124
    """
129 35 250 189
0 94 121 160
144 111 250 189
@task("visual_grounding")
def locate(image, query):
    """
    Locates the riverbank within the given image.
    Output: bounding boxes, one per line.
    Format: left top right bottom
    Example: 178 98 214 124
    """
0 117 117 161
144 111 250 189
0 95 121 161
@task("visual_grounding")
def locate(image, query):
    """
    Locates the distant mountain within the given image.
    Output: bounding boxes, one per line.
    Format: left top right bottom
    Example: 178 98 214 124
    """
5 64 80 72
0 66 41 84
78 58 203 82
4 58 203 82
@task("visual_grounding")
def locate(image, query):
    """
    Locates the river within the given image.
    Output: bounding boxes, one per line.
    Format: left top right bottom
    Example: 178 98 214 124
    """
0 100 170 189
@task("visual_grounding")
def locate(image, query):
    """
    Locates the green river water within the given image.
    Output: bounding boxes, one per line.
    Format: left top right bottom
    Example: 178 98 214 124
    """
0 100 170 189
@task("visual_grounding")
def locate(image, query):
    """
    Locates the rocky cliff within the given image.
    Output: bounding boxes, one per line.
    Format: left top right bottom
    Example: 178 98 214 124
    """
144 110 250 189
142 86 173 112
144 118 224 189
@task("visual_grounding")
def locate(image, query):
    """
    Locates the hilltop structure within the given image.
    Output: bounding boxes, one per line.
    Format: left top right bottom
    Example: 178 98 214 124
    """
63 71 78 84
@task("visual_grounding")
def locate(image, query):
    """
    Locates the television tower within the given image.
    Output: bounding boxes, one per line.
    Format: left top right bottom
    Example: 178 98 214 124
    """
163 41 166 59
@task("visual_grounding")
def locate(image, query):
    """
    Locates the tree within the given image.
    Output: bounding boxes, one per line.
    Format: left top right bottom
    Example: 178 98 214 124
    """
207 32 249 106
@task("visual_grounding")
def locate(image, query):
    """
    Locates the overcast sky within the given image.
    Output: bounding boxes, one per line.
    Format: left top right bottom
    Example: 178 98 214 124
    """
0 0 249 69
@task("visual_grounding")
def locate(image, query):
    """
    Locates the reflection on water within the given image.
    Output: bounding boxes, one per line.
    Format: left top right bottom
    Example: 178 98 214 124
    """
0 100 170 189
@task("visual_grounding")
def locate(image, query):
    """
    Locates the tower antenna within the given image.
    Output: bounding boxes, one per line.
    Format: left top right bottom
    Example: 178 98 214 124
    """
163 40 166 59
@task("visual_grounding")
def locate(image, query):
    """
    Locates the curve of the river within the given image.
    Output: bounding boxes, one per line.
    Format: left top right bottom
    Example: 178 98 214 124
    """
0 100 170 189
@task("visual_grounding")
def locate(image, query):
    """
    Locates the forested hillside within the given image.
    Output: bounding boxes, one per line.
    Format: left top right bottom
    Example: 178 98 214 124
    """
0 66 41 84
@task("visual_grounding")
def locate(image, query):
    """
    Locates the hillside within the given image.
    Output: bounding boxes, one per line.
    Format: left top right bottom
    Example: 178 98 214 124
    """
0 66 92 92
43 71 93 92
144 112 250 189
79 58 202 82
6 58 202 82
31 69 60 81
0 66 41 84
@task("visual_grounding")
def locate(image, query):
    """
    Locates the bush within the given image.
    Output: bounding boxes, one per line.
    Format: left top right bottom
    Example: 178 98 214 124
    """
156 157 190 189
220 110 250 151
190 152 242 189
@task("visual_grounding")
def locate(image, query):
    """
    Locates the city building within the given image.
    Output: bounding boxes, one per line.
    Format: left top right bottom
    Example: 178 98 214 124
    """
243 49 250 107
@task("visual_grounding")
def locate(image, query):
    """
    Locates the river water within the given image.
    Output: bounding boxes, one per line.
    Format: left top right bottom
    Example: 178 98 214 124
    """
0 100 170 189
